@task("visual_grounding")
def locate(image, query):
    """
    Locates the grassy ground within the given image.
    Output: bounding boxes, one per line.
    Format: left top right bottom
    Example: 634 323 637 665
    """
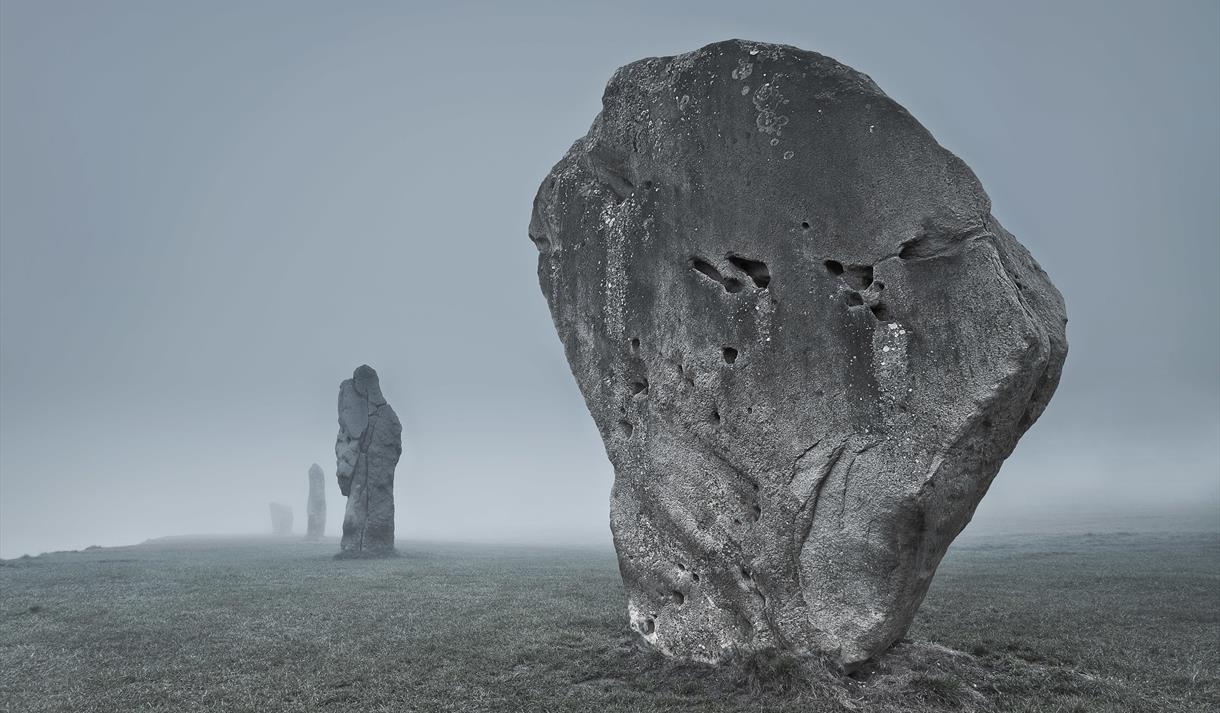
0 530 1216 712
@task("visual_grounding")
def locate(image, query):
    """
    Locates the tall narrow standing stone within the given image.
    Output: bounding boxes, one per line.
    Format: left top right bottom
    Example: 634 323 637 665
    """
306 463 326 540
269 502 293 536
334 365 402 559
530 39 1067 669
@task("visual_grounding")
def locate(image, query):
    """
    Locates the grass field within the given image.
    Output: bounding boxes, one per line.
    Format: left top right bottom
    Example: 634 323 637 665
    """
1 529 1216 712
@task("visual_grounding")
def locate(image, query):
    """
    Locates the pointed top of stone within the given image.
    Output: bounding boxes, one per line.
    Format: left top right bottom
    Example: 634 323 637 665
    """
352 364 386 406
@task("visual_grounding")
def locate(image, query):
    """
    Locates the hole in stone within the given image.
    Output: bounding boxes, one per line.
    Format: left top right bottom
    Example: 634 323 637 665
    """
872 281 885 291
727 255 771 289
801 221 811 230
617 420 634 437
693 256 746 294
692 573 700 582
641 618 655 635
746 406 753 414
869 304 889 320
741 566 752 580
711 409 721 424
672 591 685 605
751 503 762 520
676 563 686 571
722 347 738 364
845 265 874 289
824 260 844 275
733 518 743 525
845 292 864 306
630 337 640 351
631 379 649 395
692 257 724 283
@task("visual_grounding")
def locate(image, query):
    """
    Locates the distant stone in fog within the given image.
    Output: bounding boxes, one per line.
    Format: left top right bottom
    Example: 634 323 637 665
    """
334 365 402 559
306 463 326 540
529 40 1067 669
269 502 293 536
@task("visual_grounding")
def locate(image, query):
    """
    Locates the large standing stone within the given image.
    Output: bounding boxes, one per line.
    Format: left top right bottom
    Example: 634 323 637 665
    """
529 40 1067 669
306 463 326 540
334 365 402 559
269 502 293 536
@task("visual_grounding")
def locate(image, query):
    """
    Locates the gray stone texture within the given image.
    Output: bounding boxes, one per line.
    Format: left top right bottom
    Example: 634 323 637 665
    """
269 502 293 536
335 365 402 559
306 463 326 540
529 39 1067 669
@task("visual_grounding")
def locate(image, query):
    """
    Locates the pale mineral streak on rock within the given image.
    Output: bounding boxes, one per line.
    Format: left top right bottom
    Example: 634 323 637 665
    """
334 365 402 559
306 463 326 540
529 39 1067 669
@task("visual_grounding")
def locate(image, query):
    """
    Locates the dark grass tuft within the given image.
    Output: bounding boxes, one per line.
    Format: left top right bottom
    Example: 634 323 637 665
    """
736 648 807 695
908 674 970 707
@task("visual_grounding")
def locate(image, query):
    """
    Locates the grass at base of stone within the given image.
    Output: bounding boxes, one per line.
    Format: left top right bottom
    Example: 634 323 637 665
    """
0 531 1216 712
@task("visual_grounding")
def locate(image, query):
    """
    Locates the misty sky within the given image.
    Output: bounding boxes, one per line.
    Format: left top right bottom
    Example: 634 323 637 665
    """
1 0 1217 558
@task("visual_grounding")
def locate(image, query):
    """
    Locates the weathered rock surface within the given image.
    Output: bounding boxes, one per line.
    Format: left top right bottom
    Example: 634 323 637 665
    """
335 365 402 559
269 502 293 536
306 463 326 540
529 39 1067 669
